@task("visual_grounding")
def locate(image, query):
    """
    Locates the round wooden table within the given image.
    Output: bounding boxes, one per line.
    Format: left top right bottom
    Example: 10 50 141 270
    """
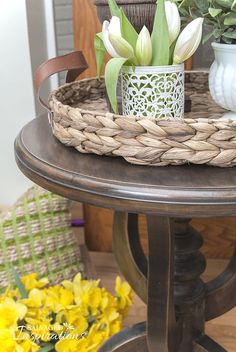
15 114 236 352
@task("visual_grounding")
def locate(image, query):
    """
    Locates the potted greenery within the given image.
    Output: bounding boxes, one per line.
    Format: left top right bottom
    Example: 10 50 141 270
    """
178 0 236 119
95 0 203 119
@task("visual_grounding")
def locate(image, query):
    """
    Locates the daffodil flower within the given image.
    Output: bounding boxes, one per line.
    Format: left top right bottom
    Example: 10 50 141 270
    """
165 1 181 45
0 298 27 328
136 26 152 66
102 16 134 59
173 18 204 64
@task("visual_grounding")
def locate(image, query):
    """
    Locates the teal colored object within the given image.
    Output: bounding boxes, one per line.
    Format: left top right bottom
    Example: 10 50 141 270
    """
0 185 84 292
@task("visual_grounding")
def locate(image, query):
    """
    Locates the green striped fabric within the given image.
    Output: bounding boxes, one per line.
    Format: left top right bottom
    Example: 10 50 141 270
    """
0 185 84 292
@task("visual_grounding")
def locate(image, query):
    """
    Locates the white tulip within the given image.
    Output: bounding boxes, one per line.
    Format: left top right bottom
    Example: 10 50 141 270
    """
102 16 134 59
165 1 181 45
136 26 152 66
102 19 119 57
173 18 204 64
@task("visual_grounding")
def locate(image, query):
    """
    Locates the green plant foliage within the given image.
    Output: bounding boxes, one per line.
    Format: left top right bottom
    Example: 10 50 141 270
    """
120 8 139 49
105 57 128 113
39 344 54 352
151 0 170 65
94 33 105 79
11 266 28 299
176 0 236 43
107 0 120 17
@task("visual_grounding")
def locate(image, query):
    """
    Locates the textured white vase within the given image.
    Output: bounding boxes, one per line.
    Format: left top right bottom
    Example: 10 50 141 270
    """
121 64 184 120
209 42 236 120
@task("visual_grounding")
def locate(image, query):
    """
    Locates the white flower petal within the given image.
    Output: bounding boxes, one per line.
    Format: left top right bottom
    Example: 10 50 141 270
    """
165 1 181 45
136 26 152 65
102 20 120 58
109 16 122 36
173 18 204 64
109 33 134 58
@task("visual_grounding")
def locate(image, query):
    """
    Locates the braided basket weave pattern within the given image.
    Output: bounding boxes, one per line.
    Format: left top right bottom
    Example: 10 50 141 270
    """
49 71 236 167
0 186 84 292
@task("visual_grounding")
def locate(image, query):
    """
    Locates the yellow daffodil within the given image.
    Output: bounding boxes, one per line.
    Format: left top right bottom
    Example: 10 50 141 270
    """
25 317 52 342
0 328 17 352
115 276 132 316
21 274 48 291
0 270 132 352
57 307 88 336
21 288 46 308
55 338 82 352
44 286 74 313
86 324 108 352
15 331 40 352
0 298 27 329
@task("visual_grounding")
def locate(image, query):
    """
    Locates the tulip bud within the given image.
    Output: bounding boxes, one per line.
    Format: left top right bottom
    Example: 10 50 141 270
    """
102 16 134 59
109 33 135 59
136 26 152 66
173 18 204 64
165 1 181 45
102 20 120 57
109 16 122 36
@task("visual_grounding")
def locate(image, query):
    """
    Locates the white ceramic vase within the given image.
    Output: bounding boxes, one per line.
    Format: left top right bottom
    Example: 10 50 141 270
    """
121 64 184 120
209 42 236 120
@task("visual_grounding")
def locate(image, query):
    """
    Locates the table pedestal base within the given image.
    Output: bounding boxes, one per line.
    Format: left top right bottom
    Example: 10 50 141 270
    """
98 322 226 352
98 213 235 352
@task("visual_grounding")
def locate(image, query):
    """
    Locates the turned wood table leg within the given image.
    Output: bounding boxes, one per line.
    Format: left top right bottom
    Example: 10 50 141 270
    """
99 214 229 352
146 215 182 352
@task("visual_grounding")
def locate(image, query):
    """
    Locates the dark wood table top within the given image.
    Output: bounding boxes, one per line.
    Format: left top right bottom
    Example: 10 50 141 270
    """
15 114 236 217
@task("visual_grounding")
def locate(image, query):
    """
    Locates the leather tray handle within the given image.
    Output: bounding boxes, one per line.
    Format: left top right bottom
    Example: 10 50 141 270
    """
34 51 88 112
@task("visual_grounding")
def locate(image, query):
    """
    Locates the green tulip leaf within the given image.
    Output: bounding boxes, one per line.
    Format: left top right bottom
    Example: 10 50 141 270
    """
105 57 128 113
11 266 28 299
94 33 105 79
224 12 236 24
151 0 169 66
169 39 177 65
120 8 138 50
107 0 120 17
208 7 222 17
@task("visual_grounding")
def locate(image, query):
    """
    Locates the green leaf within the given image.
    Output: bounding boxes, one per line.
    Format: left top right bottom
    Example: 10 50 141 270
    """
107 0 120 17
39 343 55 352
224 12 236 24
11 266 28 299
213 28 224 38
94 32 105 79
169 39 177 65
213 0 233 9
151 0 169 66
208 7 222 17
120 8 138 49
195 0 209 12
179 0 195 8
222 30 236 38
202 29 215 44
105 57 128 113
231 0 236 10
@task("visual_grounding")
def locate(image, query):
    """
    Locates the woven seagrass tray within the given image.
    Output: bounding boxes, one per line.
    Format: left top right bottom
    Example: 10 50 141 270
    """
36 52 236 167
